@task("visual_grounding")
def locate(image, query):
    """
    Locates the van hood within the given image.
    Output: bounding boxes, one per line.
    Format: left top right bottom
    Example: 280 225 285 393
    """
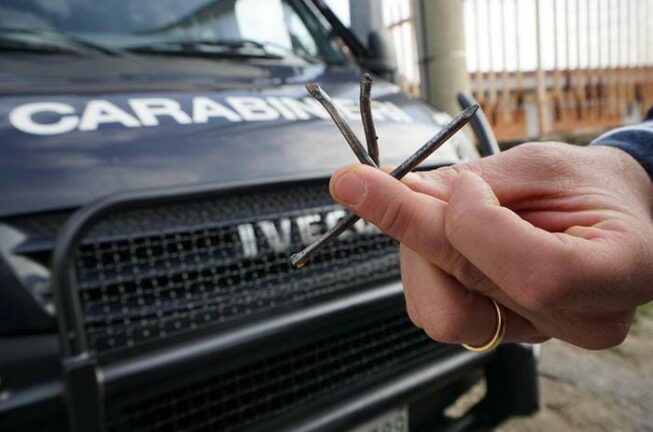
0 57 469 216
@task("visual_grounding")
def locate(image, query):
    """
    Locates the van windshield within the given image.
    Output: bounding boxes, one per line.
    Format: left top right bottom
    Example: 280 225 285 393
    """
0 0 345 63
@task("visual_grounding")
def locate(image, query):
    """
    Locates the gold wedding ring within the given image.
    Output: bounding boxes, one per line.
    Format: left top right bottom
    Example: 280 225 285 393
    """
462 298 506 353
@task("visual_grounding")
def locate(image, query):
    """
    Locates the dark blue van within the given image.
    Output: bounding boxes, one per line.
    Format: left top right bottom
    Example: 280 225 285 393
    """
0 1 538 430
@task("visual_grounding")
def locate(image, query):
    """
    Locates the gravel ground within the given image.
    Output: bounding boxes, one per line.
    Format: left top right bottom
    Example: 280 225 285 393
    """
499 311 653 432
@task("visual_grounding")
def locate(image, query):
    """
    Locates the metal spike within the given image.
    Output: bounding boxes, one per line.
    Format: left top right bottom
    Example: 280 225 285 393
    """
360 73 380 165
305 83 378 168
291 104 479 268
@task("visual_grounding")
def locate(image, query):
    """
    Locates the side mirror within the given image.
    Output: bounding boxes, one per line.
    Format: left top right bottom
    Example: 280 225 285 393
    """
359 30 398 82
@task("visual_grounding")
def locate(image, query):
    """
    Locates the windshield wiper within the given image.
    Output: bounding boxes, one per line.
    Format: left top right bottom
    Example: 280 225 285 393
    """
0 27 122 56
128 39 282 59
127 38 318 62
0 36 74 54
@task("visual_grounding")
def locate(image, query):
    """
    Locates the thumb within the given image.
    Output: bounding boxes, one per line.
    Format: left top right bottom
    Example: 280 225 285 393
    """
445 171 564 305
329 164 447 254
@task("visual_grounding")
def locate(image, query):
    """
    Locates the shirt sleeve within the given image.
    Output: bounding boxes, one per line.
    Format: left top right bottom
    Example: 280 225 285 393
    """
590 110 653 179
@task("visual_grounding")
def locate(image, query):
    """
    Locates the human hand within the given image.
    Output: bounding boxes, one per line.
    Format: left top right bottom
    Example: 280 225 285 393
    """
329 142 653 349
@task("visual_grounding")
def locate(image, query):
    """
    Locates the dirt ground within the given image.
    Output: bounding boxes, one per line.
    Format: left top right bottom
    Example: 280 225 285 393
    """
499 310 653 432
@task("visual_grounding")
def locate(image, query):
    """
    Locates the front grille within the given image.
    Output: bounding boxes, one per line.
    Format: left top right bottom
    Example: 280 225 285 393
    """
105 312 450 432
70 180 400 354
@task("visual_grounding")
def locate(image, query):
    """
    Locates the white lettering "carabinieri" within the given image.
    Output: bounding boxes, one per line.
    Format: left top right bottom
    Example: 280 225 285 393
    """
8 96 413 136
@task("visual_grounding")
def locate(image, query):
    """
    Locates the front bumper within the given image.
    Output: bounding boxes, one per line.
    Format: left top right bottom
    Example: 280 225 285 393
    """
0 331 539 431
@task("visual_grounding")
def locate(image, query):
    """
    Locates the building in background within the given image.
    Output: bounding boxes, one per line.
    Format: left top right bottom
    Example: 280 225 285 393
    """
328 0 653 142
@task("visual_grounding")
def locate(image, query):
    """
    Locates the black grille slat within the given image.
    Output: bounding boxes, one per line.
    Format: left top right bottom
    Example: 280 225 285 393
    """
70 181 401 354
106 313 450 432
87 187 337 240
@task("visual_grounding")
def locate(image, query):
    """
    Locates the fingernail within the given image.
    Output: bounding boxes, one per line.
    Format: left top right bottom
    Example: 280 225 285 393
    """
332 170 367 206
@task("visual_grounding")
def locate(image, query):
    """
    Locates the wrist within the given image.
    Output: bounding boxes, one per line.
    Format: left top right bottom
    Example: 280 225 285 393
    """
598 146 653 213
591 125 653 180
596 145 651 179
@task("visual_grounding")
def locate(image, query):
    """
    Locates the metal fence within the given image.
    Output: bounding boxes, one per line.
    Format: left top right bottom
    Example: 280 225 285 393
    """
383 0 653 141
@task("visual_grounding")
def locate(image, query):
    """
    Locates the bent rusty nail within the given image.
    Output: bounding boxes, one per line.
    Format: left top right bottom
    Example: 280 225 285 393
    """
305 83 378 168
360 73 380 165
291 104 479 268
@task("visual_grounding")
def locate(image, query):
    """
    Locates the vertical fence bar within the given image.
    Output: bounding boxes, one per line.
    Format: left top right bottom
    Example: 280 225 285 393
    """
586 0 595 119
643 0 653 109
608 0 618 117
616 0 623 118
561 0 568 123
535 0 547 134
565 0 574 119
642 0 648 115
634 0 641 116
597 0 605 119
473 0 485 104
514 0 523 129
634 0 644 116
553 0 563 125
486 0 498 118
500 0 511 125
625 0 632 114
619 0 626 117
576 0 586 119
615 0 621 116
626 0 635 112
